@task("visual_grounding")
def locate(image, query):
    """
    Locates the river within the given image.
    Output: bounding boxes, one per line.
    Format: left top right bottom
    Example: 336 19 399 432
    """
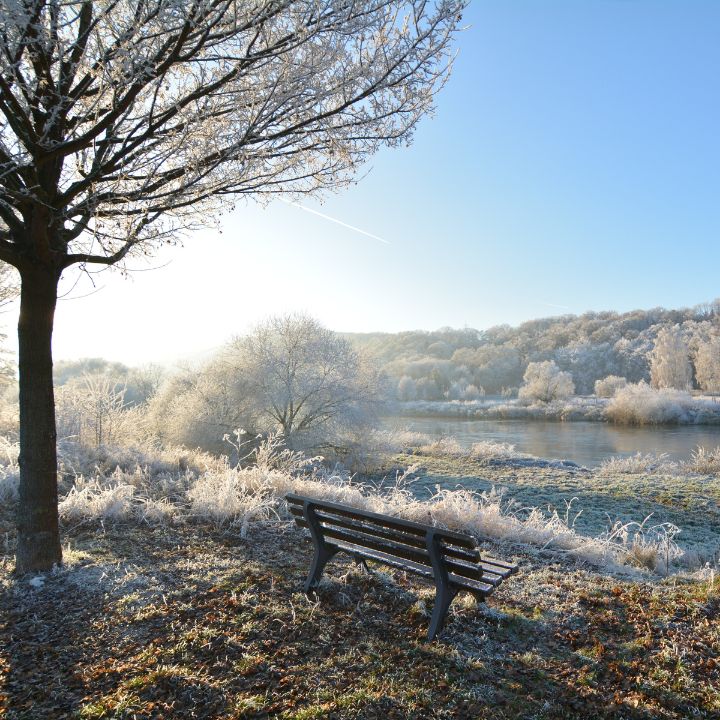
381 416 720 467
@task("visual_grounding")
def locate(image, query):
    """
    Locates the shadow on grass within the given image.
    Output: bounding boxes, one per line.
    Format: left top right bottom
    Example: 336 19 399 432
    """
0 522 715 719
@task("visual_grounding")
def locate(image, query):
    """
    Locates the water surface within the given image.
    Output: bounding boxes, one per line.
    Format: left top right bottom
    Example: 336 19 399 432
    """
382 416 720 467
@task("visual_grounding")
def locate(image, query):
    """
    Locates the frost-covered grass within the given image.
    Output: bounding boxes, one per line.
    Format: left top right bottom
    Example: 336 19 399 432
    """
683 445 720 475
3 431 719 577
597 446 720 477
4 520 718 719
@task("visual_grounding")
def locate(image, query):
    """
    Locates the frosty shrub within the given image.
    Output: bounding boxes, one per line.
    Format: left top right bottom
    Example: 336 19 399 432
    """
462 384 485 401
375 429 433 452
56 439 222 485
136 498 178 526
469 441 524 462
599 518 682 574
147 361 258 455
54 374 147 448
415 437 464 456
397 375 418 401
187 468 277 534
0 436 19 501
594 375 628 398
606 382 695 424
682 446 720 475
518 361 575 403
59 480 135 523
597 452 674 475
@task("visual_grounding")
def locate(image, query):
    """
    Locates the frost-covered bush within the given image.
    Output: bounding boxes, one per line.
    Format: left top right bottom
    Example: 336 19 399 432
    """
597 452 674 475
55 374 151 448
416 436 464 456
187 468 276 533
0 436 19 501
396 375 418 401
594 375 628 398
462 384 484 400
57 439 222 484
682 446 720 475
518 361 575 403
469 441 524 462
606 382 695 424
147 361 258 455
59 480 135 522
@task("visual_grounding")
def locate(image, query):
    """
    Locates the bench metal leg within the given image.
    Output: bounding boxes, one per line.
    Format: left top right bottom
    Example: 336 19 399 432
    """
428 585 458 641
425 529 459 640
304 543 339 594
302 500 338 595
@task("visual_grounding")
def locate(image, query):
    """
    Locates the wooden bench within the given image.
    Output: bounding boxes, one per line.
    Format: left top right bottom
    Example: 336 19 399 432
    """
286 493 518 640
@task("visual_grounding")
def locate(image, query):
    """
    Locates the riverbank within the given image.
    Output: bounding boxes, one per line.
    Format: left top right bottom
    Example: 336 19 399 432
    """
394 393 720 425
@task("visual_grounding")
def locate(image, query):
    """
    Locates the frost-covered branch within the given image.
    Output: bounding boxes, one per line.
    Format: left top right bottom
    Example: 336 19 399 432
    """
0 0 465 271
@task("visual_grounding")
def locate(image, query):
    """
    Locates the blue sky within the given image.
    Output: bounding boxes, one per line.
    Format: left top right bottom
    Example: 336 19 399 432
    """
26 0 720 365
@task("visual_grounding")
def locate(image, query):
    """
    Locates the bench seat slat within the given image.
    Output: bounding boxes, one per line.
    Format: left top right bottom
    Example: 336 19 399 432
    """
292 516 486 582
286 493 476 549
326 538 495 596
480 558 518 575
287 505 481 563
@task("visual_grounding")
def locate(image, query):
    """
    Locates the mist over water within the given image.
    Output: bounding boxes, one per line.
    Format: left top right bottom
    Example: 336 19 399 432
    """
383 416 720 467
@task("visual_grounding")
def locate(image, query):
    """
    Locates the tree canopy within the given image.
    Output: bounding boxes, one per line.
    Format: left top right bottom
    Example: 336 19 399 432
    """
0 0 464 270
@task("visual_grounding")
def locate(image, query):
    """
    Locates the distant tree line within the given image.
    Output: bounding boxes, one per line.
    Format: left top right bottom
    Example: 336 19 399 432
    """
345 301 720 401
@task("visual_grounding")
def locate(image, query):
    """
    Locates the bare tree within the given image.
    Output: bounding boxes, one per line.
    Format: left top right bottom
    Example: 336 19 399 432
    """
648 325 692 391
229 314 379 449
0 0 464 571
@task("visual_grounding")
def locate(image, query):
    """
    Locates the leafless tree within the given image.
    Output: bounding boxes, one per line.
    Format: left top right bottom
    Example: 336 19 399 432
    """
0 0 464 570
229 314 380 449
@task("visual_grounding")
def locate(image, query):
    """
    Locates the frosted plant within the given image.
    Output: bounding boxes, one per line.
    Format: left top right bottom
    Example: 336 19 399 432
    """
518 361 575 404
594 375 627 398
606 382 694 425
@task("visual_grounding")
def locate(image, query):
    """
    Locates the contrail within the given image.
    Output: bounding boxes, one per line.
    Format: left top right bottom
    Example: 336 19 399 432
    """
541 302 571 310
282 200 390 245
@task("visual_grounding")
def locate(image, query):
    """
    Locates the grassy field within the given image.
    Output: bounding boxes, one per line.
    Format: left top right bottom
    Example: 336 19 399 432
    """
397 452 720 552
1 504 719 719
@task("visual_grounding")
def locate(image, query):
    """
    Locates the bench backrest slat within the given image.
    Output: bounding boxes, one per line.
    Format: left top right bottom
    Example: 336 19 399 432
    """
292 516 486 582
286 493 476 550
287 505 480 563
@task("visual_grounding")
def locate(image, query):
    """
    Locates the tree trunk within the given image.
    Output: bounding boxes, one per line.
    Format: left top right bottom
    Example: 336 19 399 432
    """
15 264 62 573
